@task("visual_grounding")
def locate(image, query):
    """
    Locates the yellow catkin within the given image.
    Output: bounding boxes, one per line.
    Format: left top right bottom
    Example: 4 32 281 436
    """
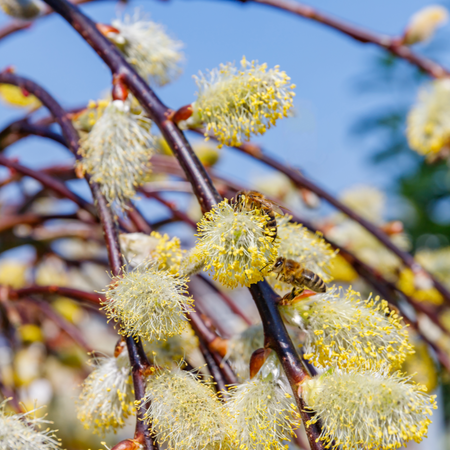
193 199 279 288
227 353 300 450
76 351 134 435
143 367 233 449
102 261 193 341
187 57 295 147
0 400 61 449
279 287 413 370
0 84 41 109
266 216 336 293
302 368 437 450
407 78 450 157
149 231 185 274
397 268 443 305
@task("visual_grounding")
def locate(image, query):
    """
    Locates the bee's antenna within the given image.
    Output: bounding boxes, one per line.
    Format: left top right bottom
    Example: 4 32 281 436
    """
259 261 272 273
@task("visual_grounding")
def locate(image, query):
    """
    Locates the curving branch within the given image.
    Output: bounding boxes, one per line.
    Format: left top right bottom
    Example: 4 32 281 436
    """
0 154 97 217
21 296 93 352
244 0 449 78
213 136 450 306
0 118 67 150
141 190 197 229
188 308 238 386
0 0 102 41
0 71 155 448
39 0 324 447
9 285 103 306
0 212 82 233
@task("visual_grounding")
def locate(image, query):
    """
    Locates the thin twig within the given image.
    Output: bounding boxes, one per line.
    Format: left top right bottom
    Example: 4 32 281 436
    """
141 190 197 229
245 0 449 78
35 1 324 446
199 274 253 326
0 154 97 217
0 213 82 233
0 119 67 150
10 285 103 306
197 338 229 396
0 71 155 449
22 297 93 352
188 309 238 385
223 137 450 306
0 0 102 41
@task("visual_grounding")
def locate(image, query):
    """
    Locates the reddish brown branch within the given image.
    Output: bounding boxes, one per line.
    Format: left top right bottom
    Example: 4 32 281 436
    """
127 206 152 234
22 297 93 352
188 309 237 386
0 119 67 150
0 154 97 217
248 0 449 78
0 71 154 448
197 338 229 396
36 2 323 447
141 190 197 229
10 285 103 306
0 212 81 233
222 138 450 306
198 274 253 326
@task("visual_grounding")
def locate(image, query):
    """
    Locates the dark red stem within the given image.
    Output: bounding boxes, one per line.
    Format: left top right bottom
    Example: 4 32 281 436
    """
230 140 450 305
0 71 154 448
22 297 93 352
249 0 449 78
0 154 96 217
11 285 103 306
36 1 324 447
197 338 229 396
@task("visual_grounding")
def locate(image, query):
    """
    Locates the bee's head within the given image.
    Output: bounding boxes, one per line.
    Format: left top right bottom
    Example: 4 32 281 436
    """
271 257 285 273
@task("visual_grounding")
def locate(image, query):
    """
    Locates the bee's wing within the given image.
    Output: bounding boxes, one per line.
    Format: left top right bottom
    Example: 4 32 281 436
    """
265 198 289 215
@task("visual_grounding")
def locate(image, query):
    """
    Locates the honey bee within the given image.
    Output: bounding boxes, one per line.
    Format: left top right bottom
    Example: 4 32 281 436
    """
270 256 327 294
234 190 285 241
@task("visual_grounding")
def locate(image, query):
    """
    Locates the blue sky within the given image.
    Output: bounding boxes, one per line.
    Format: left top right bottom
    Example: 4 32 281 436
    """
0 0 449 213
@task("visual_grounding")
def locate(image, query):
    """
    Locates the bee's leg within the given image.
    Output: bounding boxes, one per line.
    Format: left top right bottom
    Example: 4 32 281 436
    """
282 287 303 304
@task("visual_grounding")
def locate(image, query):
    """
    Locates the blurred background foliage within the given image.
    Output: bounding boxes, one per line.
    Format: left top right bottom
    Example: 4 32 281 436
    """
352 44 450 423
352 47 450 250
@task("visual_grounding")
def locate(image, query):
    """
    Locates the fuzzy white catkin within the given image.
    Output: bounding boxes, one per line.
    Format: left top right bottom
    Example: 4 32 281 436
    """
102 260 193 341
193 199 279 288
266 216 336 293
111 10 183 86
76 349 134 434
227 353 300 450
302 369 437 450
78 99 155 210
404 5 448 45
185 57 295 147
278 286 413 370
0 401 61 450
143 367 233 449
177 247 206 278
407 78 450 157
